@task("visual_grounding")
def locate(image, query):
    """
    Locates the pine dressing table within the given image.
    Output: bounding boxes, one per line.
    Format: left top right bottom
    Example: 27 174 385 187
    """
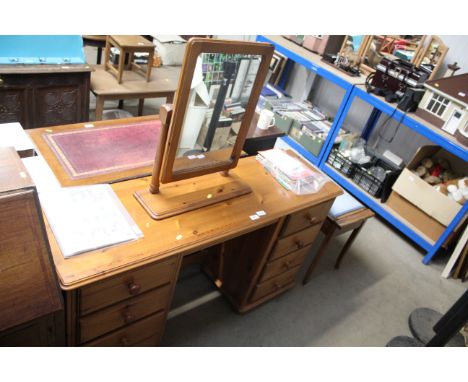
29 120 341 346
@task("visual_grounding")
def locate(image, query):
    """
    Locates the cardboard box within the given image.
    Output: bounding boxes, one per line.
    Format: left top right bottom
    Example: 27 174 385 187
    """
386 192 445 242
152 35 186 66
391 145 467 226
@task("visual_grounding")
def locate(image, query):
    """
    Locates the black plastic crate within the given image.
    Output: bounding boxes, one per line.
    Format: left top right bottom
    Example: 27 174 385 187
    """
327 148 356 177
352 166 383 197
352 158 402 199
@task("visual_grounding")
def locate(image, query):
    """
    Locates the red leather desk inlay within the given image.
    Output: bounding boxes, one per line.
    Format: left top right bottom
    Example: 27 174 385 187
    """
44 120 161 179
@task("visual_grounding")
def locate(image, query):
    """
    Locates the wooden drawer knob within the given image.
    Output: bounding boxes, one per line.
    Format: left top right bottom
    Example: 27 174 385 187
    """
273 282 281 290
122 309 135 324
306 214 318 225
283 261 292 270
120 337 130 346
294 240 304 249
127 281 141 295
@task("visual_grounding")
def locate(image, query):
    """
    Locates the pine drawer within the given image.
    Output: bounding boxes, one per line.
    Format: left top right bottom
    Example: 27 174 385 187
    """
280 201 331 238
270 223 321 261
250 267 299 302
259 245 310 283
79 284 171 343
84 311 165 347
80 257 178 315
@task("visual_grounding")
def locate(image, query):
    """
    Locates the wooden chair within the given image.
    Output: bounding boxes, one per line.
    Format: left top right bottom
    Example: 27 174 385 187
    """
104 35 155 84
303 195 374 285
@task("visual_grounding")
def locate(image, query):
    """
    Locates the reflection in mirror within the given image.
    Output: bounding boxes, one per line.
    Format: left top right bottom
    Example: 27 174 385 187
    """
173 52 262 174
363 35 425 71
341 35 366 54
362 35 384 70
413 36 448 80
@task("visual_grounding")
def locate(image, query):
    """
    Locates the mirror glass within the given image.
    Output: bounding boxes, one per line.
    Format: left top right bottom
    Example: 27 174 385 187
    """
419 38 446 73
342 35 366 55
172 52 262 175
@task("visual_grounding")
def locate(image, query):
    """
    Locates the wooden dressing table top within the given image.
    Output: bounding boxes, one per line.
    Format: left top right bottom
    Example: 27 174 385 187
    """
45 156 341 290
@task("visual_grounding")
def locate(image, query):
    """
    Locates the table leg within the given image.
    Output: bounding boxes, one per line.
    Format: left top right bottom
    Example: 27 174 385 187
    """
303 227 336 285
118 100 124 109
96 47 102 65
95 97 105 121
146 53 154 82
138 99 145 116
103 38 111 71
117 49 125 84
334 223 365 269
127 52 134 70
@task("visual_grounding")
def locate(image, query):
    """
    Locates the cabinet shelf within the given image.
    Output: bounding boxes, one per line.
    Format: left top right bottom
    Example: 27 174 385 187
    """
263 35 467 265
257 35 366 89
323 164 436 249
354 85 468 161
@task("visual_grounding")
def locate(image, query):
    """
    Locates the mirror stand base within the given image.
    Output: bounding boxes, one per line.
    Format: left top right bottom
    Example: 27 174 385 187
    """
134 174 252 220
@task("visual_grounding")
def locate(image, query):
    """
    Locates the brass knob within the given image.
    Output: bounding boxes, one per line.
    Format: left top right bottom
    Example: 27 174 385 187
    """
122 309 134 324
120 337 130 346
307 214 317 225
127 281 141 295
0 77 4 86
295 240 304 249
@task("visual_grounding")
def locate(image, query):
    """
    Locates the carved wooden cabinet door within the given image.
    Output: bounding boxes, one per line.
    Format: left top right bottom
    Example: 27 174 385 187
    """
0 88 29 127
0 69 90 129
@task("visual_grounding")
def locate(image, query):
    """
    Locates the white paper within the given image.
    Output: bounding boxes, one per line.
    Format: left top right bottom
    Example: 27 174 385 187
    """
39 184 143 258
0 122 35 151
256 210 266 216
22 155 61 194
249 214 259 221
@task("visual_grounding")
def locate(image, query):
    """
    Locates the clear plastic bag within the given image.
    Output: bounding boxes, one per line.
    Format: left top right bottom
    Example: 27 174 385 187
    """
256 149 329 195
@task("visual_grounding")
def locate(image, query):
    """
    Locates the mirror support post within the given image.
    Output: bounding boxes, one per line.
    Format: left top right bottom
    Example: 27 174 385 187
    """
149 104 173 194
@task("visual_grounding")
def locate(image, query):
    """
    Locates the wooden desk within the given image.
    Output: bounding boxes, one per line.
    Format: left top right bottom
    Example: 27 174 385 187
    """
90 65 180 120
243 113 285 155
31 120 341 346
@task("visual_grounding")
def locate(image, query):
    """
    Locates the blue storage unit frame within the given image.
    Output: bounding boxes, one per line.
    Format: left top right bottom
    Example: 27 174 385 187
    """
259 35 468 265
256 35 357 166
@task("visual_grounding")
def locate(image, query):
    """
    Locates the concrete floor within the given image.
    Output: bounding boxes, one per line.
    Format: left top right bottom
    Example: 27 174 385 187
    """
84 46 466 347
161 218 466 347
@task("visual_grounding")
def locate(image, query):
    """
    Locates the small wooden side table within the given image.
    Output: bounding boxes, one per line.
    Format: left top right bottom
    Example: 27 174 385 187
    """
303 206 374 285
104 35 155 84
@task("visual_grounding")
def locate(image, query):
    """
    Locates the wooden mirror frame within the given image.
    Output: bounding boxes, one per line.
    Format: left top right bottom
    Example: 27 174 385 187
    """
134 38 274 220
413 35 449 80
157 38 274 186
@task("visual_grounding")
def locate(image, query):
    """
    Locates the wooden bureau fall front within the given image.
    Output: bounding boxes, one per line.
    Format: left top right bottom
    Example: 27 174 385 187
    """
28 122 341 346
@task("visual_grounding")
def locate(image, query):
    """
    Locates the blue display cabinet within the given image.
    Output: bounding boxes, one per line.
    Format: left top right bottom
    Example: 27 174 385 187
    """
0 35 86 64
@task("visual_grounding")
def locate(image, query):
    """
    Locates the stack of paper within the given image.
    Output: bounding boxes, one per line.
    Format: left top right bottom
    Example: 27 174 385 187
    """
22 155 143 258
0 122 35 154
39 185 143 258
